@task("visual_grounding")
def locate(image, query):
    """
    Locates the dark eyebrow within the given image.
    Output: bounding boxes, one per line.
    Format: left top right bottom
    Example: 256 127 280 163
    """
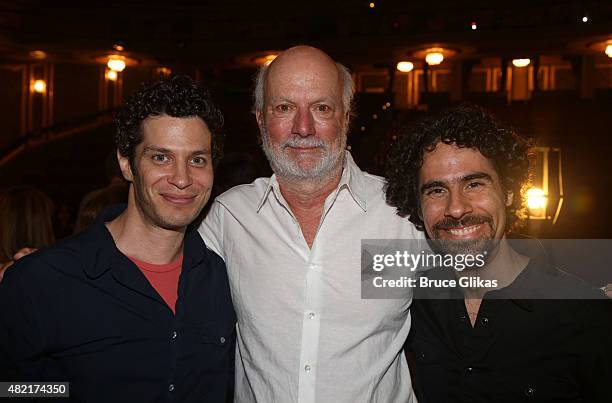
143 146 210 156
462 172 493 182
143 146 170 154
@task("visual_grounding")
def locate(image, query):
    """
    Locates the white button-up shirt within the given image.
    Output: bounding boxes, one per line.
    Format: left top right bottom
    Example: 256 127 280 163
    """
199 153 422 403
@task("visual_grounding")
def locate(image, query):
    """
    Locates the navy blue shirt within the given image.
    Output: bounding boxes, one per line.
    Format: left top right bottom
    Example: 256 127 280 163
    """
0 205 236 403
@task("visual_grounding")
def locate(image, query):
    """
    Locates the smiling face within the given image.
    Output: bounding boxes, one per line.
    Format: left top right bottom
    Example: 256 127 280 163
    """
256 46 348 181
119 114 213 231
419 142 512 256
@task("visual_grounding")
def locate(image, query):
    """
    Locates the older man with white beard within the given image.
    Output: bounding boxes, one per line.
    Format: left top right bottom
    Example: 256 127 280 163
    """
199 46 423 403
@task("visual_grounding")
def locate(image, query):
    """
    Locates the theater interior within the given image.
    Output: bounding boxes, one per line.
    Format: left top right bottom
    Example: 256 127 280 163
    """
0 0 611 244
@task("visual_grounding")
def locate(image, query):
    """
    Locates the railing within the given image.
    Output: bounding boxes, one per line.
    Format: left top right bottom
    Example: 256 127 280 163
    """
0 108 118 167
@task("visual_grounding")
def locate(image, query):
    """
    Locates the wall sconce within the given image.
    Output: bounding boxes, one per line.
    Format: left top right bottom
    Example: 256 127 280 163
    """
32 79 46 94
105 69 118 81
527 146 563 224
396 61 414 72
512 58 531 68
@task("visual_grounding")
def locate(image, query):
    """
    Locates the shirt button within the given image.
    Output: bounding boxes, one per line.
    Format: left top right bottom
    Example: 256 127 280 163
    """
308 312 315 319
168 384 175 392
304 365 311 372
480 317 489 326
219 337 226 344
171 331 177 339
524 387 535 397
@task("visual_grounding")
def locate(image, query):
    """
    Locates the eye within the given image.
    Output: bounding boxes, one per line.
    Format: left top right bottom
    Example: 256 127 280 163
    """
276 104 292 113
425 187 446 197
152 154 169 163
466 181 484 190
316 104 331 113
190 156 208 166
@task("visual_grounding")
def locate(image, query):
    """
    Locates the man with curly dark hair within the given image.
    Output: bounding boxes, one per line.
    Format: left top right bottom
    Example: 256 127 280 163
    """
386 104 610 403
0 75 236 402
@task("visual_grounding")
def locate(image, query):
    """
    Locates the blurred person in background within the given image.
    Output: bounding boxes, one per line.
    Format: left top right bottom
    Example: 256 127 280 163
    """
0 185 55 281
74 153 128 233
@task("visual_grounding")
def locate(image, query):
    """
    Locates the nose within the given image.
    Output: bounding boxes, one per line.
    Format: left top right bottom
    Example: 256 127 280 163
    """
168 161 192 189
444 190 472 219
291 107 316 137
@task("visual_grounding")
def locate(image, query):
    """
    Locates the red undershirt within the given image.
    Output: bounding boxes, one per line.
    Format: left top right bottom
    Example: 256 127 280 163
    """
128 255 183 314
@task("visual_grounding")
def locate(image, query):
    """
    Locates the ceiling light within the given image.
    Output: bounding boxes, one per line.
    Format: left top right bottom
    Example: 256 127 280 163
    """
396 61 414 72
107 56 126 72
425 51 444 66
512 58 531 68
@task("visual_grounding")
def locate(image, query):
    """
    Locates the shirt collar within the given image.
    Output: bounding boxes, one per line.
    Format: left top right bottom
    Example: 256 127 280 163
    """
80 204 208 278
256 151 367 213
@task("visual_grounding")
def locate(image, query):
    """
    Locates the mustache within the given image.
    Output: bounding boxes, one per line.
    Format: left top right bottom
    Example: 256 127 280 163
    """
433 215 492 231
281 136 326 149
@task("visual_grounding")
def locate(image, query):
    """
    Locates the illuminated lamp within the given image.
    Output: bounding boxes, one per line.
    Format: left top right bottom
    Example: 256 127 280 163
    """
32 79 46 93
425 51 444 66
527 147 563 223
512 58 531 68
396 61 414 72
107 56 126 72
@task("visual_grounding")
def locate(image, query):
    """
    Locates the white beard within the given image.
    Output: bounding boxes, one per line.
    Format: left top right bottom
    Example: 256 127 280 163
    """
260 124 347 182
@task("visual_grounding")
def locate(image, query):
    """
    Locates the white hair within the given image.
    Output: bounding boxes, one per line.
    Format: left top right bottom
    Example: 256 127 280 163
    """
253 61 355 119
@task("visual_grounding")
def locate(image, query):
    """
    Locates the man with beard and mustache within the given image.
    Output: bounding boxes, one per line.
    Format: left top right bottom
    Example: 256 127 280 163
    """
385 104 611 403
0 76 236 402
199 46 423 402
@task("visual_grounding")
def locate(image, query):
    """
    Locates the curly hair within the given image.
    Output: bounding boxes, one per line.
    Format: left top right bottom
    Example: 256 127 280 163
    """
385 104 530 232
115 74 224 166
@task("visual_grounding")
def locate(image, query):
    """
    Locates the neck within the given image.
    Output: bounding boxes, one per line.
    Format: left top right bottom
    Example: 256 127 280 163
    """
106 198 185 265
457 237 529 299
276 165 343 248
277 165 343 211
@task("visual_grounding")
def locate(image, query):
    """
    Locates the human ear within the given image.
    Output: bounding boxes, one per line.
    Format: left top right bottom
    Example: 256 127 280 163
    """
117 149 134 183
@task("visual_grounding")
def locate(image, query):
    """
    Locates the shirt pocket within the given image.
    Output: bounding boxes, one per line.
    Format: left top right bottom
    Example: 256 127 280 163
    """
180 321 235 368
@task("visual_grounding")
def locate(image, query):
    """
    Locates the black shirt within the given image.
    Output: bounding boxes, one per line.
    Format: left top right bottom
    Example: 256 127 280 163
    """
409 257 612 403
0 205 236 403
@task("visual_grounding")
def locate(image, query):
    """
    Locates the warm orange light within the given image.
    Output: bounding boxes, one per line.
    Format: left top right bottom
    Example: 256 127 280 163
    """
605 44 612 58
32 79 46 93
29 50 47 59
396 61 414 72
107 56 126 72
527 187 547 210
105 70 118 81
156 67 172 77
425 51 444 66
512 58 531 68
113 44 125 51
263 54 278 66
